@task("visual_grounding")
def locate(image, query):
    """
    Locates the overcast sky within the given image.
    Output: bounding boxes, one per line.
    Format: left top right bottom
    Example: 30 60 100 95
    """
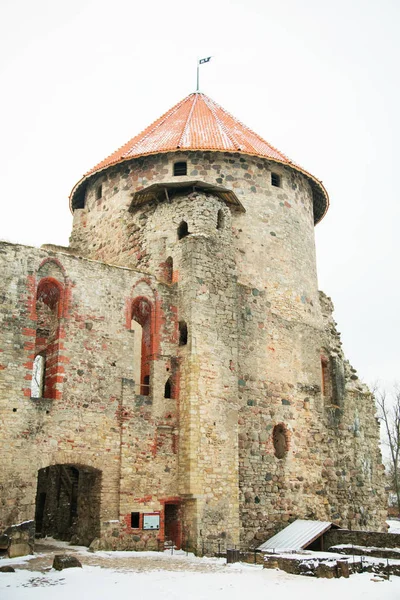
1 0 399 391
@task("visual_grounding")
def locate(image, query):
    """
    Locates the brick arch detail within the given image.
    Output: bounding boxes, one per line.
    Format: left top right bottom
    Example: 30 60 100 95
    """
37 257 67 278
36 277 65 319
29 276 67 400
125 280 162 358
37 451 105 472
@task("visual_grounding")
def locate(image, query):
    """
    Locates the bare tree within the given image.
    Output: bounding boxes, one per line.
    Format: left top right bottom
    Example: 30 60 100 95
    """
374 385 400 514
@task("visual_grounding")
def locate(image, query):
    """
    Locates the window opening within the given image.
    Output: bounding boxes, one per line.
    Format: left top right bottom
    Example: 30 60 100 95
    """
321 353 334 402
131 297 152 396
271 172 281 187
164 377 172 399
131 319 143 392
273 423 289 459
179 321 188 346
177 221 189 240
33 278 63 400
321 356 329 396
142 375 150 396
217 209 225 230
174 162 187 176
165 256 173 284
96 184 102 200
31 354 45 398
131 512 140 528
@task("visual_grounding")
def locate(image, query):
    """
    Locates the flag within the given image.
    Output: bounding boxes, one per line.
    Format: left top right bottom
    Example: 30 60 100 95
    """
199 57 212 64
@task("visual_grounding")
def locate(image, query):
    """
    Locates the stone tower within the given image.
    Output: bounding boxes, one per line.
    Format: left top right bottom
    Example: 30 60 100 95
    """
0 92 386 554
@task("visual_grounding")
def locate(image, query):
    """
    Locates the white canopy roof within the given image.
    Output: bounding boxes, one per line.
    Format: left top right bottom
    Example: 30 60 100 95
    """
257 519 334 552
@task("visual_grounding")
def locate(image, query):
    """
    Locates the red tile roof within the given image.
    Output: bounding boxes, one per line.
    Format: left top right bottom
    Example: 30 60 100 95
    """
87 92 292 172
70 92 328 222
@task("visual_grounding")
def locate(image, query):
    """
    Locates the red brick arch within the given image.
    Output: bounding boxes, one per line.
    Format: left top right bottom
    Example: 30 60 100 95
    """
36 277 64 318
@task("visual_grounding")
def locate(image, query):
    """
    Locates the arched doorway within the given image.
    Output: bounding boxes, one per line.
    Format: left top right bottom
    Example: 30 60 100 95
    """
35 464 101 546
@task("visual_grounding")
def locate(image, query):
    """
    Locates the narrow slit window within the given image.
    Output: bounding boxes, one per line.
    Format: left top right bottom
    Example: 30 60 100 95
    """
179 321 188 346
271 172 281 187
164 377 172 399
321 356 328 396
174 162 187 176
217 209 225 230
96 184 102 200
142 374 150 396
165 256 173 284
321 353 333 402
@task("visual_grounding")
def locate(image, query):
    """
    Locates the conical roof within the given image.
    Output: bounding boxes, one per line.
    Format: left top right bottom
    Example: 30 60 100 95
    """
70 92 328 222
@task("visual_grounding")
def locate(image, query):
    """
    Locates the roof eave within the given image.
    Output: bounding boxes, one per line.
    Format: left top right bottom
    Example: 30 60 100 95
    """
69 149 329 225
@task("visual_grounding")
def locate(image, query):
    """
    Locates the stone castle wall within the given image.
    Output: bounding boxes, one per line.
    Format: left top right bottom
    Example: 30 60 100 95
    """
238 285 387 545
0 147 387 553
70 150 320 328
0 242 181 548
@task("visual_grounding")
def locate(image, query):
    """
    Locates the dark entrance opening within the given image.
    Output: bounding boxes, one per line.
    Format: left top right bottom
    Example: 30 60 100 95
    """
177 221 189 240
164 503 181 549
34 464 101 546
35 492 47 535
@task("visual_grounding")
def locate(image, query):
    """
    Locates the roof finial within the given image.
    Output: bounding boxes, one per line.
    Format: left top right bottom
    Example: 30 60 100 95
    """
196 56 212 92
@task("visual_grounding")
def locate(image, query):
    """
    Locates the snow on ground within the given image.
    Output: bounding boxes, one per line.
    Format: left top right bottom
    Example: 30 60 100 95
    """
1 541 400 600
387 519 400 534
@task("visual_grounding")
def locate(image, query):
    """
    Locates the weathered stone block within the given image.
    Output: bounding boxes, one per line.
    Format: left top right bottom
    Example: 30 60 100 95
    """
8 542 31 558
53 555 82 570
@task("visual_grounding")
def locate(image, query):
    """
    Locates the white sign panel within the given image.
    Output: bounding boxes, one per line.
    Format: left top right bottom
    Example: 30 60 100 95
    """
143 514 160 530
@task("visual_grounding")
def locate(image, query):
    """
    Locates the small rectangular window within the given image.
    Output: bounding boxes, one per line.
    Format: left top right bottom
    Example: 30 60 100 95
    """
174 162 187 176
96 184 102 200
131 512 140 528
271 172 281 187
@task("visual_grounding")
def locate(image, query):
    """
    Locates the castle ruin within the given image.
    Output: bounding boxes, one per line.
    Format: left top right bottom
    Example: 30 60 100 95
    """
0 92 387 553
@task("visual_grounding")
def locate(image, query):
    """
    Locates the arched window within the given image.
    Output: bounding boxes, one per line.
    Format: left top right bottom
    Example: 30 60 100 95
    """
32 278 63 399
179 321 188 346
217 209 225 230
177 221 189 240
131 297 152 396
273 423 289 459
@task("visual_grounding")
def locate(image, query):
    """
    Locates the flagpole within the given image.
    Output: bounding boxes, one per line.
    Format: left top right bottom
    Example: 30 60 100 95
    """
196 57 211 92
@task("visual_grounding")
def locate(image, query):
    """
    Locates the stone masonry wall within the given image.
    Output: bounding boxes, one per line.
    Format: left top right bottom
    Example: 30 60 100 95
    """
175 197 240 552
68 150 386 546
0 241 181 548
238 286 387 546
0 146 387 553
69 150 320 332
318 292 387 530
